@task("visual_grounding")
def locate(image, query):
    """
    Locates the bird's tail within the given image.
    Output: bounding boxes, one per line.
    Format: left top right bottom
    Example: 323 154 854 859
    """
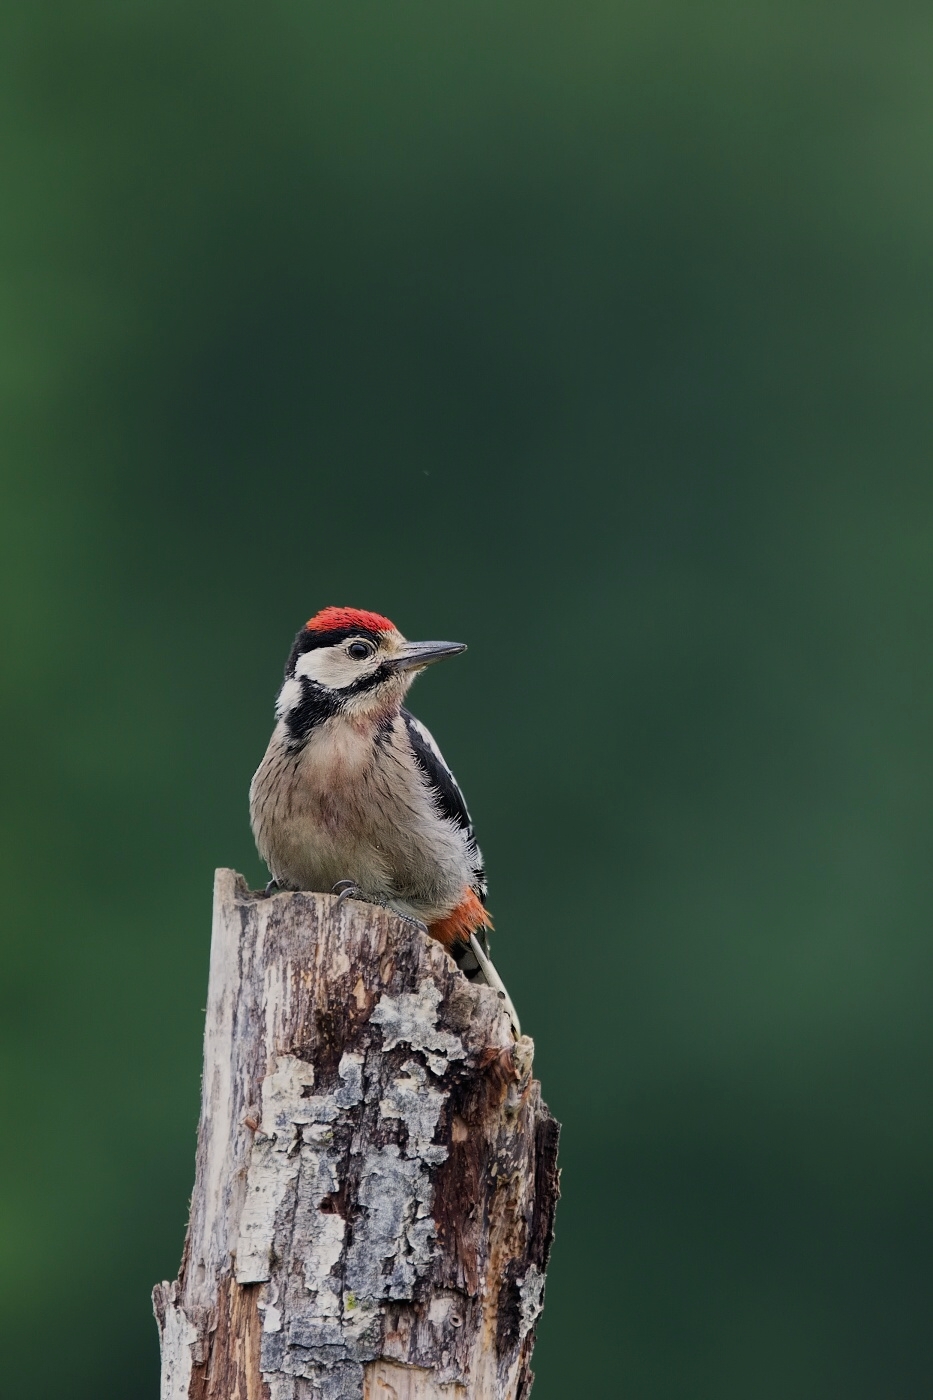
450 931 521 1038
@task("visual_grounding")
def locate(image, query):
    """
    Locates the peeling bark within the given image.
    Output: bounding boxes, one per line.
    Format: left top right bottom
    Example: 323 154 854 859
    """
154 870 560 1399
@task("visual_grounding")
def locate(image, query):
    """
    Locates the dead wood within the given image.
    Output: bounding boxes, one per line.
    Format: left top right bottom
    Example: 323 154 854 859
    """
154 869 560 1400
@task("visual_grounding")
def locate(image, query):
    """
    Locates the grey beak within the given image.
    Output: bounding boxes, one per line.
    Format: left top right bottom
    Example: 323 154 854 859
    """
391 640 467 672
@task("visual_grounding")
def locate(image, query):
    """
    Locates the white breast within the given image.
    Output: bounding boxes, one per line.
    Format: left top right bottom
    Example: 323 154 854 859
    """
249 713 473 922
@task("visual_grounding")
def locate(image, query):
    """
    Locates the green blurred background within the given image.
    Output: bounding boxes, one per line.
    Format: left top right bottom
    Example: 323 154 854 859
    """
2 2 933 1395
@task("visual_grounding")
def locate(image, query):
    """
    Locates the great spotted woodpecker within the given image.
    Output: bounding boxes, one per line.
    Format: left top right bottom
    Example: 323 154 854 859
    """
250 606 519 1031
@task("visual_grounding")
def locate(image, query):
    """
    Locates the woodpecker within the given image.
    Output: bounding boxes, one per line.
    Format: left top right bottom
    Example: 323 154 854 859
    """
250 606 519 1030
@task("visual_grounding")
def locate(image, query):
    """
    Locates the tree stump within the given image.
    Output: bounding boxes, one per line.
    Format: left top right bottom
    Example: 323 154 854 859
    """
153 869 560 1399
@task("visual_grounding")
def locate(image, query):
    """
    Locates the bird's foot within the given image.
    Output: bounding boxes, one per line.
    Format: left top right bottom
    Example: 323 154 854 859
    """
394 911 429 936
330 881 428 935
264 878 282 896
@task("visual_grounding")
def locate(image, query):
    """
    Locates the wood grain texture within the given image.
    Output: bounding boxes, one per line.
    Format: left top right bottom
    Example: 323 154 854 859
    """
154 870 559 1400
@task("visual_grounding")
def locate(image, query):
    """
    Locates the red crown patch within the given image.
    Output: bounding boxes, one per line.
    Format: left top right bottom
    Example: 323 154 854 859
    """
305 606 396 634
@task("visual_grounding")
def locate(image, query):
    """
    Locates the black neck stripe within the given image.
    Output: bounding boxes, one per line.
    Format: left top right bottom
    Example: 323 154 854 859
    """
283 680 338 743
283 663 397 746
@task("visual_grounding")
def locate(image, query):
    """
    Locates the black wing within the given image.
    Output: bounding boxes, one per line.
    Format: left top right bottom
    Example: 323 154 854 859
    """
402 707 487 901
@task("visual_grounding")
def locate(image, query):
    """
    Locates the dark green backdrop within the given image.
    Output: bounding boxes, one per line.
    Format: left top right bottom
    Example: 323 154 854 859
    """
3 3 933 1396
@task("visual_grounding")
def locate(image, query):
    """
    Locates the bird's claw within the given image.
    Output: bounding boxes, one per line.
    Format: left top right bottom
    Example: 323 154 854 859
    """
264 878 282 896
332 879 362 910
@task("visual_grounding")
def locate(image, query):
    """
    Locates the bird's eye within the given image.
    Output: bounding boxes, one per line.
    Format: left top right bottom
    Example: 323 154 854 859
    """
347 641 374 661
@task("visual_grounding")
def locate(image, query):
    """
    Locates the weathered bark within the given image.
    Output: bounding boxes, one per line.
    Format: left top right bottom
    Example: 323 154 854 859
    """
153 870 560 1400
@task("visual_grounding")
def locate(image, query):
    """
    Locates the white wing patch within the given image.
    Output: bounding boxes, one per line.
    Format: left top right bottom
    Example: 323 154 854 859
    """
406 716 471 823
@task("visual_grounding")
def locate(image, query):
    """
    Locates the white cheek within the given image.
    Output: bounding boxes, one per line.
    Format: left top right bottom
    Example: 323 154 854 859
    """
296 649 350 687
275 677 303 716
294 647 379 690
